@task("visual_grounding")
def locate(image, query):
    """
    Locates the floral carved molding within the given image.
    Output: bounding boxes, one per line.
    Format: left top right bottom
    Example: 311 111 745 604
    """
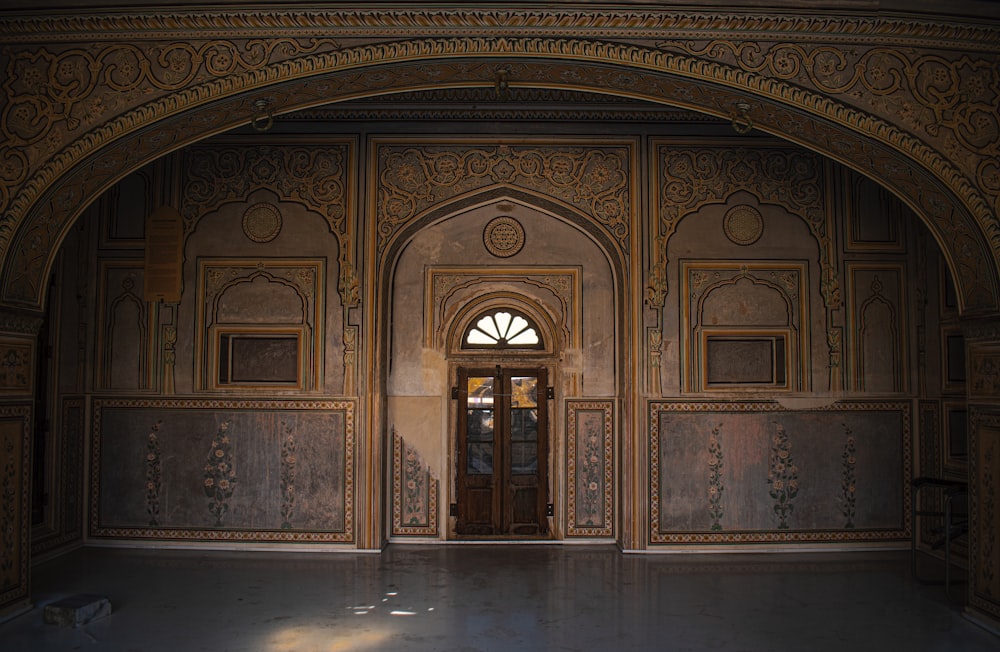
376 142 630 255
0 22 997 309
181 143 357 306
651 146 834 308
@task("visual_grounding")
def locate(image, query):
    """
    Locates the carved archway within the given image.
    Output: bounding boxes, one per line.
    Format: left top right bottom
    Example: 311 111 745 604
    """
0 35 997 315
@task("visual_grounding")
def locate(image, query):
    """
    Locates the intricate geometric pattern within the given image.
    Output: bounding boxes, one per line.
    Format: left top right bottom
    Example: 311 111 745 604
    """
483 216 525 258
242 203 282 243
377 141 630 254
723 205 763 246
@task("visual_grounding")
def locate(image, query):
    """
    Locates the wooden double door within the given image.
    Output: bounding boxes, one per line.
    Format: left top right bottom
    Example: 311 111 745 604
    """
455 366 549 537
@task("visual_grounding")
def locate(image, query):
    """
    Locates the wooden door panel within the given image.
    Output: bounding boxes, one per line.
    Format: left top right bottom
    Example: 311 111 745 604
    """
456 366 547 537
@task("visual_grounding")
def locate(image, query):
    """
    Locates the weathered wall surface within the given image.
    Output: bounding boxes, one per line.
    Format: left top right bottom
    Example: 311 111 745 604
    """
32 130 957 551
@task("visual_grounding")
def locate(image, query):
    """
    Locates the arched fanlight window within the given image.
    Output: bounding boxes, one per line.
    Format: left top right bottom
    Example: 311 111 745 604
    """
463 309 543 350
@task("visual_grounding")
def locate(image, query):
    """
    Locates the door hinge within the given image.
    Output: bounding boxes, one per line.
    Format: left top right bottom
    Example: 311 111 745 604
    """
450 503 458 517
546 386 555 400
546 503 554 516
451 386 458 399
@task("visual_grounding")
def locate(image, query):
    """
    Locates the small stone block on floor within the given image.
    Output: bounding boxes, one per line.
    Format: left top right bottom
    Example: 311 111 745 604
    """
43 594 112 627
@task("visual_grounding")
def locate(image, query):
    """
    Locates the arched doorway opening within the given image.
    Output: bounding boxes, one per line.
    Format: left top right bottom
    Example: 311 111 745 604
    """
384 193 621 542
449 304 557 538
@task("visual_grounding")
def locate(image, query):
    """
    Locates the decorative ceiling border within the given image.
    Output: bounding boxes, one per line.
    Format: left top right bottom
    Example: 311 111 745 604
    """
0 37 996 313
1 9 997 50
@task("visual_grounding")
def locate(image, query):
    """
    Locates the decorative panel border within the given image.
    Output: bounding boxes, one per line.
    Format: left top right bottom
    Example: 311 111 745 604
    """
680 261 810 393
89 398 355 544
426 266 582 351
844 173 906 253
845 262 908 393
371 137 635 261
969 408 1000 620
32 396 86 557
195 258 325 393
566 400 614 538
0 404 30 611
649 400 911 545
969 344 1000 401
95 260 154 392
0 336 33 396
391 430 439 537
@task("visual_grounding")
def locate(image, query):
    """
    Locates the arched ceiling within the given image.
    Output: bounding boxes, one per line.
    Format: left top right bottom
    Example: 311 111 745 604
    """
0 7 998 315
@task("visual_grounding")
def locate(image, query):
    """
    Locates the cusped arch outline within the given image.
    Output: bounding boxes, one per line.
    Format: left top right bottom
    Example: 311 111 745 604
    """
1 37 996 314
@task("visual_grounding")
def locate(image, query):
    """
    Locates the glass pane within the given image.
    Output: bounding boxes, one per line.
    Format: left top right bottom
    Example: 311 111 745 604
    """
466 329 497 345
507 329 539 346
510 409 537 441
494 312 513 337
476 316 501 340
510 442 538 475
510 376 537 408
467 376 494 407
467 442 494 475
466 409 494 442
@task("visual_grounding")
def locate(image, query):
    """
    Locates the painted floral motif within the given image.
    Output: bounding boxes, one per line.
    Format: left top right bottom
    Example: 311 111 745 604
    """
841 426 857 529
707 424 725 531
203 420 236 527
145 422 162 527
403 443 427 525
392 430 438 536
280 425 296 529
579 416 604 525
768 422 800 530
983 442 996 597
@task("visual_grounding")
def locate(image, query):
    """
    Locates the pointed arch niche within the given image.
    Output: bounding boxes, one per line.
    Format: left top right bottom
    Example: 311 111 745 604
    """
385 196 616 539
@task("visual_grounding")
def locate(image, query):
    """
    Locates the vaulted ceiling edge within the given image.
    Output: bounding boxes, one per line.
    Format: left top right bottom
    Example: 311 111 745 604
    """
0 8 998 49
0 31 997 313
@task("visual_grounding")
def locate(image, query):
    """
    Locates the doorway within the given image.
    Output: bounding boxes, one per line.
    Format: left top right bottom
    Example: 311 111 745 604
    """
455 366 549 537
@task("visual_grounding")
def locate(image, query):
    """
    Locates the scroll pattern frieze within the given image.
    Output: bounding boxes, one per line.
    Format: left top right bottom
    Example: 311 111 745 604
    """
376 143 630 254
653 146 835 308
657 41 1000 212
181 144 356 306
1 39 997 312
0 39 340 193
181 144 350 241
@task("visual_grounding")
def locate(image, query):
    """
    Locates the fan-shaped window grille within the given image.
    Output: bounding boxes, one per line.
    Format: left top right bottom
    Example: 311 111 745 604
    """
463 310 543 350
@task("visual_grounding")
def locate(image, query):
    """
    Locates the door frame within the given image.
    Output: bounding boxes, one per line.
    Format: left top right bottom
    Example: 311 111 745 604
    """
453 365 551 538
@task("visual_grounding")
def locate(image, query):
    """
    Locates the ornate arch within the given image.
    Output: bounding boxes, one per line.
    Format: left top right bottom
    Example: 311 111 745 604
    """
0 27 997 311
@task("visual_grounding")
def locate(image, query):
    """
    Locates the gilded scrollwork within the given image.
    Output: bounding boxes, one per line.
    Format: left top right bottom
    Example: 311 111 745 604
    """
1 39 339 166
657 40 1000 211
656 146 839 309
181 144 350 243
376 143 630 254
0 31 996 312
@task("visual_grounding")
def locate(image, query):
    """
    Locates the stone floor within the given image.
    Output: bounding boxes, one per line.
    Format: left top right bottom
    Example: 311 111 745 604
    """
1 545 997 651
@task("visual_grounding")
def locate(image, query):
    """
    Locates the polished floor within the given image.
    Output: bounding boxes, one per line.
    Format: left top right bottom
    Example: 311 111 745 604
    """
2 545 997 652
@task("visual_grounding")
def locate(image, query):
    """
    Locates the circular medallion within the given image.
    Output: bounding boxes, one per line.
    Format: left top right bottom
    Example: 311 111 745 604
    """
242 203 282 243
484 216 525 258
723 205 763 246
